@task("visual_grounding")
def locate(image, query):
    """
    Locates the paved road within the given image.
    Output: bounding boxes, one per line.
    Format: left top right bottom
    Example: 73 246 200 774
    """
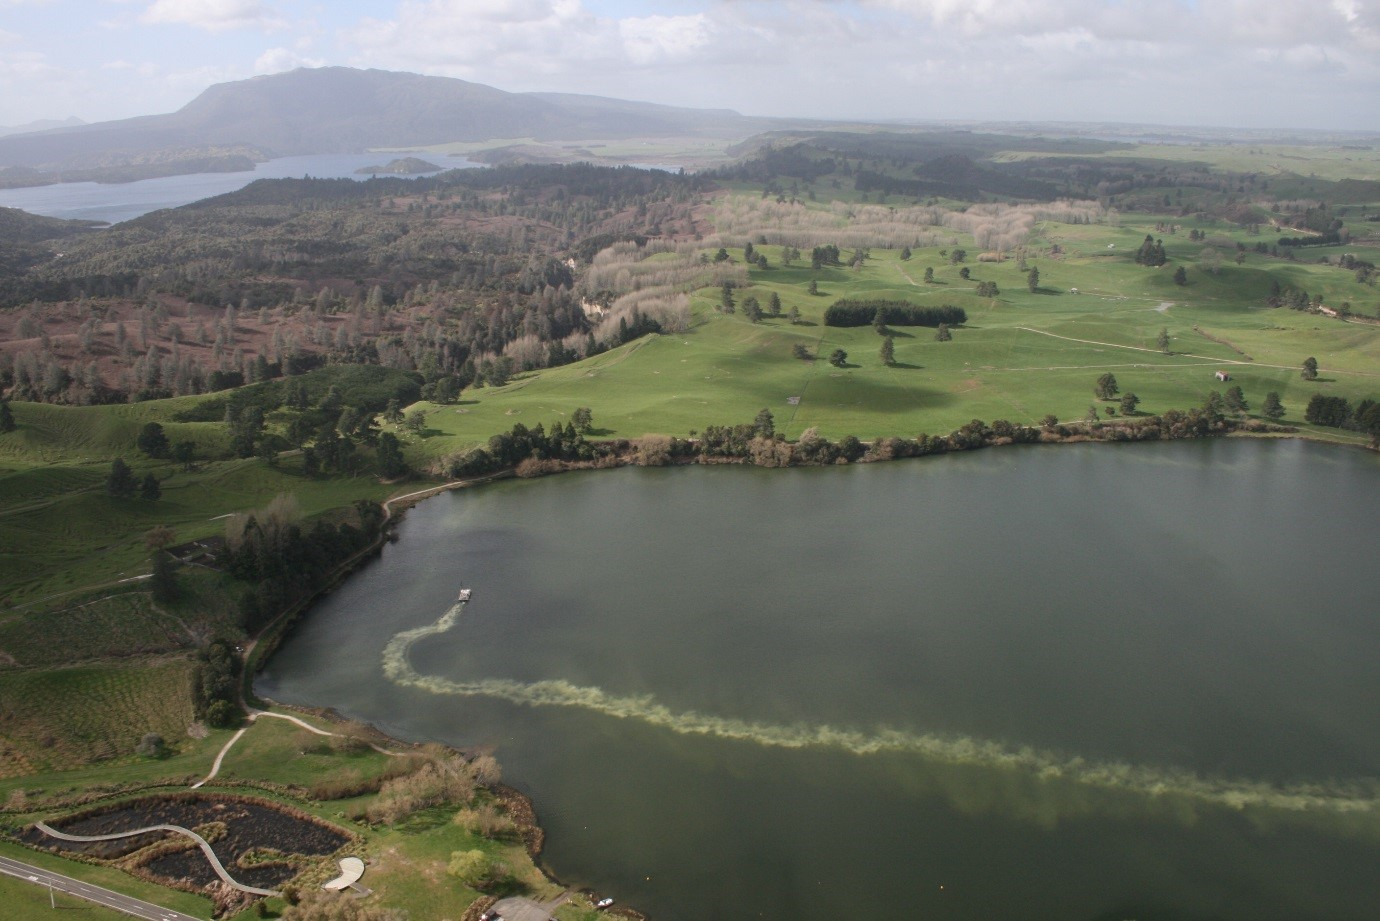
0 853 204 920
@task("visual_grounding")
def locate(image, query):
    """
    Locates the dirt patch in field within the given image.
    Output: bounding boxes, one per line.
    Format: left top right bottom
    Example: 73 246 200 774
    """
24 793 353 891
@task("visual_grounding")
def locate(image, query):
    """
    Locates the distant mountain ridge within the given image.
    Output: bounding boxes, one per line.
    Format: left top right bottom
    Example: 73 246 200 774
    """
0 68 771 170
0 117 85 139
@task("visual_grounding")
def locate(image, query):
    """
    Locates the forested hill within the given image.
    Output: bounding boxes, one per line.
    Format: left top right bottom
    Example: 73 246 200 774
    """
0 163 711 406
0 67 771 170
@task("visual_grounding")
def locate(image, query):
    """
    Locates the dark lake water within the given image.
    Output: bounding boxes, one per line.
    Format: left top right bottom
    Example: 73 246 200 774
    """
0 153 478 225
258 439 1380 921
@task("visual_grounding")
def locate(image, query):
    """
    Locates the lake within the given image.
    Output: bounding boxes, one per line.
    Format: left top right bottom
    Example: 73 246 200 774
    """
258 439 1380 921
0 153 480 225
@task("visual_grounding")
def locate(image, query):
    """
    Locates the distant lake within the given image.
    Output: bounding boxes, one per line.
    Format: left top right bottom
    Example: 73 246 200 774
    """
0 153 482 225
260 439 1380 921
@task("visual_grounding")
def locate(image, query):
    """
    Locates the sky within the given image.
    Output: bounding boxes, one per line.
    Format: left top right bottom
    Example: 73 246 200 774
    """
1 0 1378 132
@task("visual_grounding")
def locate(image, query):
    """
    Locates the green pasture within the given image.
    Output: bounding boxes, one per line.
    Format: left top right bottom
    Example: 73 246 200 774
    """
993 141 1380 186
0 658 202 777
401 233 1379 455
0 449 393 605
0 841 214 919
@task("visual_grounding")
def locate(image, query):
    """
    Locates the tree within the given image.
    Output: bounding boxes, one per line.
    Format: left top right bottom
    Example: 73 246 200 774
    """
135 732 167 758
1262 391 1285 420
752 408 775 438
880 334 895 366
949 249 966 264
935 323 952 342
1135 235 1167 267
958 266 971 280
828 348 848 367
1027 266 1040 292
900 246 912 260
106 458 138 498
768 292 782 316
1157 327 1171 354
136 422 171 459
1301 356 1318 381
572 407 594 433
923 266 934 284
172 440 197 470
1119 393 1140 416
149 551 177 603
1094 372 1120 400
713 247 730 263
1224 385 1248 414
0 400 14 434
872 308 888 335
1085 404 1100 423
383 398 404 424
144 525 176 551
808 280 819 296
403 409 427 434
742 296 762 323
1203 390 1226 416
447 849 507 890
140 473 162 501
792 343 811 360
205 699 240 729
720 283 735 311
787 306 801 324
376 432 407 479
1173 266 1188 286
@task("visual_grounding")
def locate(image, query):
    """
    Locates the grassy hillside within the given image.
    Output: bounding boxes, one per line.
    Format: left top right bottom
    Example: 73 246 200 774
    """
392 216 1379 457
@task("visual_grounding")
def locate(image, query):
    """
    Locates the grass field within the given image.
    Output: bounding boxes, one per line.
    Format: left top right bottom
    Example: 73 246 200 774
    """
0 840 213 918
393 207 1378 459
0 873 139 920
0 657 201 777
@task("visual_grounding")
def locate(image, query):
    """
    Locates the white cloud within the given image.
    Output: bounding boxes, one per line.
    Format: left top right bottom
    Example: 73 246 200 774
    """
141 0 286 32
619 14 712 65
254 46 325 74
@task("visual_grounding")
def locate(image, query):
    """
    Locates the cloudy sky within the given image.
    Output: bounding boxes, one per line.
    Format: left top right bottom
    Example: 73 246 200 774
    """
1 0 1378 131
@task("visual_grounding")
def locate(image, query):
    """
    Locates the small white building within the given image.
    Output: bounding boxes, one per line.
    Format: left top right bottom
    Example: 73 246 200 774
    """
1215 371 1230 382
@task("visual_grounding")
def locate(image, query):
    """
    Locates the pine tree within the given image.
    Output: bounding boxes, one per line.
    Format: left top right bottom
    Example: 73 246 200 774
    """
0 400 14 434
880 335 895 366
1027 266 1040 292
149 551 178 603
140 473 162 501
1157 328 1171 353
106 458 138 498
1262 391 1285 420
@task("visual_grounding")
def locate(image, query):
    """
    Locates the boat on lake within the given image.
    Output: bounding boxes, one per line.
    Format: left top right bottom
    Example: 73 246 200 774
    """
457 588 472 602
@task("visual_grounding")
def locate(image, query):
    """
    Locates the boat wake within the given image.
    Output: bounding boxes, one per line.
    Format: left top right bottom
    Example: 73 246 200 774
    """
382 603 1380 833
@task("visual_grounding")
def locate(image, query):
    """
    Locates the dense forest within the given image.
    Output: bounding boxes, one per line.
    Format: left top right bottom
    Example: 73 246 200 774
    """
0 164 710 406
